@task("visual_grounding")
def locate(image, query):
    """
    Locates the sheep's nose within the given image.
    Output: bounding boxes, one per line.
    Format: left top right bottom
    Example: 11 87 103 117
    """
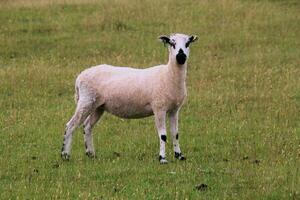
176 49 186 65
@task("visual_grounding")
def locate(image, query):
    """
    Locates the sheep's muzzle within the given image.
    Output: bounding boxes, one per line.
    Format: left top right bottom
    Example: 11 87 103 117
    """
176 49 187 65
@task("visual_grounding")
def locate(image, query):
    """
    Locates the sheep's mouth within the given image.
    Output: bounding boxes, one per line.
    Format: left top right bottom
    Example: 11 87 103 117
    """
176 53 187 65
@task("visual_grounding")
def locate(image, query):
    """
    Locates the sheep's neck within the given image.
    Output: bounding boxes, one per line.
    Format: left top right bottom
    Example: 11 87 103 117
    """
166 60 187 91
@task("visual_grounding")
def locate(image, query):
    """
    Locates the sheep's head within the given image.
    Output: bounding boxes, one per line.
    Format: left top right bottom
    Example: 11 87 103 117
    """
159 33 198 65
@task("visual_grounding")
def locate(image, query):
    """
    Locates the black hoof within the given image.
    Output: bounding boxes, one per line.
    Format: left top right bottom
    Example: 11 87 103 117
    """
159 155 168 164
61 152 70 161
86 151 96 159
175 152 186 160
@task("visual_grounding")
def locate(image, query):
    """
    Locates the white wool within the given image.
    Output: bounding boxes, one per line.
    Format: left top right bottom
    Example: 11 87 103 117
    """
61 33 198 163
75 63 186 118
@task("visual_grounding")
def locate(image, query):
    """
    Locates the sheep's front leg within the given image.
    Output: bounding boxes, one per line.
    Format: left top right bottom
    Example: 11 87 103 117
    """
170 110 185 160
154 111 168 164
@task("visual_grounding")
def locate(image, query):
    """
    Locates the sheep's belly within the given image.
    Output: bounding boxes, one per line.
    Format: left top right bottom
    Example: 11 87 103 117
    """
103 99 153 119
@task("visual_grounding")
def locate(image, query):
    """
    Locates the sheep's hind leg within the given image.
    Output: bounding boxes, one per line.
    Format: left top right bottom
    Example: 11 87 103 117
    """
61 101 95 161
83 107 104 158
154 110 168 164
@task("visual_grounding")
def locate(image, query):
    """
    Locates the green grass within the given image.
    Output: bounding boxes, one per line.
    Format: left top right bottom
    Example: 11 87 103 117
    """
0 0 300 199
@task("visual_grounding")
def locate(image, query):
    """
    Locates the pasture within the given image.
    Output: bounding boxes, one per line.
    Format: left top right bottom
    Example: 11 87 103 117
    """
0 0 300 199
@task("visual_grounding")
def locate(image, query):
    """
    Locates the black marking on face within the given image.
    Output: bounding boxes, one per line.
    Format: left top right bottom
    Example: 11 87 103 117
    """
159 36 170 45
186 40 192 48
161 135 167 142
170 39 176 49
176 133 179 140
159 36 176 49
176 49 187 65
186 35 198 48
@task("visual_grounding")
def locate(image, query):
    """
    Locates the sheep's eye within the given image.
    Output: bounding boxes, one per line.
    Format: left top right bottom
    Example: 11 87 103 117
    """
170 41 176 49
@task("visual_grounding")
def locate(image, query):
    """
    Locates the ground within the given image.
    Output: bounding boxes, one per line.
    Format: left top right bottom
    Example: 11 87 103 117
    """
0 0 300 199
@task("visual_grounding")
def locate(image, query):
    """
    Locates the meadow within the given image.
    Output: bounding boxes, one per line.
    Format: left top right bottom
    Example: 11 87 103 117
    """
0 0 300 199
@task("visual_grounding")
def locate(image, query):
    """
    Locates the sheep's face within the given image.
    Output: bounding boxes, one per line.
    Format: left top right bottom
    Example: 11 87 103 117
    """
159 33 198 65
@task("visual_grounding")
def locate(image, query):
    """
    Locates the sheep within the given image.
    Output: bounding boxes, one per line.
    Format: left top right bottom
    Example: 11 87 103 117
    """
61 33 198 164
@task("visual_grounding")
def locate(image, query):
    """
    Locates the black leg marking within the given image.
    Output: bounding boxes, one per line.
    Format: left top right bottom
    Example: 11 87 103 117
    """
85 141 95 158
86 151 94 157
61 145 64 153
176 133 179 140
159 155 165 161
175 152 186 161
61 152 70 161
86 151 95 158
61 132 70 160
61 135 65 152
161 135 167 142
158 155 168 164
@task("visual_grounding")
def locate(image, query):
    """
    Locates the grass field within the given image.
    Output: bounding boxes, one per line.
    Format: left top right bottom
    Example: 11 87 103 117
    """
0 0 300 199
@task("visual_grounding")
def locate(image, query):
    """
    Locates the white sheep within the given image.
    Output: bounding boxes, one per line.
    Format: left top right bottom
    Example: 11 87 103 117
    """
61 33 198 164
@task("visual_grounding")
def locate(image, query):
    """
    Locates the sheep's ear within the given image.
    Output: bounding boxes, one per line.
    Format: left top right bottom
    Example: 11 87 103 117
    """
186 35 198 48
158 35 170 45
189 35 198 43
